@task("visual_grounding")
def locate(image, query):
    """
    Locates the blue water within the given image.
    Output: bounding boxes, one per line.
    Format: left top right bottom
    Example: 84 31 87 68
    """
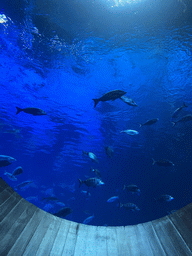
0 0 192 226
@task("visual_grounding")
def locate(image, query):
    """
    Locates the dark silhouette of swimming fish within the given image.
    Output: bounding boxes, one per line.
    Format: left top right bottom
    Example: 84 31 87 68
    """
172 114 192 127
152 158 174 167
139 118 159 127
16 107 47 116
93 90 127 108
171 102 187 119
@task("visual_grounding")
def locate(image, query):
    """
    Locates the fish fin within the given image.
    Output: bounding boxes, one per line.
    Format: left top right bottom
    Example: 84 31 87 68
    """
16 107 23 115
152 158 156 165
171 122 176 127
78 179 83 188
183 102 188 108
92 98 100 108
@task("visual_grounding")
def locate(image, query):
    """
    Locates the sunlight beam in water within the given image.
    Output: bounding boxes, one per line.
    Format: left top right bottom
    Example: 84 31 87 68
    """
108 0 142 8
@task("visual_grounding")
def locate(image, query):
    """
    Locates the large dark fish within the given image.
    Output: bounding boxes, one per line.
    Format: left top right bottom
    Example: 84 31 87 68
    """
41 196 59 202
155 194 174 202
172 114 192 127
53 207 73 218
14 180 33 190
139 118 159 127
12 166 23 176
171 102 187 119
152 158 174 167
16 107 47 116
0 160 12 167
92 90 127 108
105 146 114 158
118 202 140 211
78 178 104 188
123 184 140 195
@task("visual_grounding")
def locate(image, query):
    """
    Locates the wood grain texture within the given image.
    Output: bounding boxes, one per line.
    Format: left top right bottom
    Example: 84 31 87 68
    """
0 178 192 256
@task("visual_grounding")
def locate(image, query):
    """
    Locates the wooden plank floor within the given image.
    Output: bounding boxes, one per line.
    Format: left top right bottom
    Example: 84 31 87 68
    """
0 177 192 256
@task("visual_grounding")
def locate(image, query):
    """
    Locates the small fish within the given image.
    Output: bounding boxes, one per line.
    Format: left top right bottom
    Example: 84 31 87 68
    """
41 196 59 202
4 172 17 181
167 210 177 215
120 129 139 135
14 180 33 191
83 151 98 163
155 194 174 202
78 178 104 188
118 202 140 211
16 107 47 116
93 90 127 108
172 114 192 127
43 203 54 211
81 190 91 197
53 207 73 218
123 184 140 195
139 118 159 127
171 102 187 119
107 196 119 203
12 166 23 176
56 202 66 207
105 146 114 158
120 96 137 106
26 196 38 202
90 168 101 178
83 214 94 224
152 158 174 167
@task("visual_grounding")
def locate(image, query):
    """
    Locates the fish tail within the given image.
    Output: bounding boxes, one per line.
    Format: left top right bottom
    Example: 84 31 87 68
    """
117 202 123 208
139 124 142 128
152 158 156 165
171 122 176 127
123 185 126 190
82 150 87 156
92 98 100 108
78 179 83 188
16 107 23 115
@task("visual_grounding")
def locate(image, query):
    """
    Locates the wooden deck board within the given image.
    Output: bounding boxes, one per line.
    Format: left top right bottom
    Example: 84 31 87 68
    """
94 226 108 256
36 214 62 256
49 218 71 255
61 221 79 256
0 177 9 193
73 224 88 256
22 211 54 255
116 226 131 255
7 208 43 256
0 186 15 205
0 178 191 256
152 217 179 255
141 221 166 256
106 227 119 255
83 225 98 256
0 198 35 255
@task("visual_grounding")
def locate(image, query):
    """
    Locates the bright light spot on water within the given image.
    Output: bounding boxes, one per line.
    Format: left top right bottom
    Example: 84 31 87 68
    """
0 14 8 24
109 0 142 7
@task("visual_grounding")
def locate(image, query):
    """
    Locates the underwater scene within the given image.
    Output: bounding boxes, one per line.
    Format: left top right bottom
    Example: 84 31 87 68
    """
0 0 192 226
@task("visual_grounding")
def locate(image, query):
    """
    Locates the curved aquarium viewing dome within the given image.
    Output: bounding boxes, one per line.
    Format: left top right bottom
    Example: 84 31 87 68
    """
0 0 192 254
